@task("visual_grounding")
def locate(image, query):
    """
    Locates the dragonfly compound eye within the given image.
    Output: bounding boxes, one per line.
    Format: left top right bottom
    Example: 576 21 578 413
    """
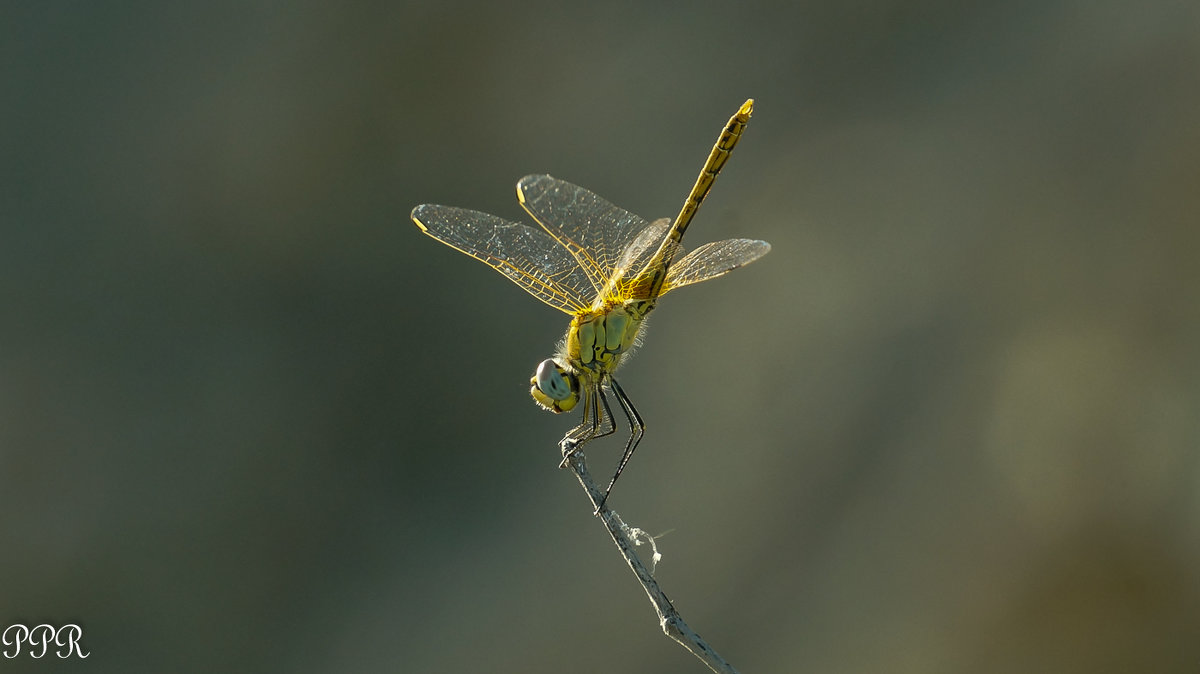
531 359 578 413
535 359 572 399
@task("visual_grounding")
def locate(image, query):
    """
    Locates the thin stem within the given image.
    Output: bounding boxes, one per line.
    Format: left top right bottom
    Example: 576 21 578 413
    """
562 450 741 674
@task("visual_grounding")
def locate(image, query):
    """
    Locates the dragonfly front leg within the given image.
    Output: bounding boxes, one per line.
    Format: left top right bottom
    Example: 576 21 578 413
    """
560 385 617 466
559 389 594 457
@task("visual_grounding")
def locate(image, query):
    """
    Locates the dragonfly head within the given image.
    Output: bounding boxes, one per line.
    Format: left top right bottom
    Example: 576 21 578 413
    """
530 358 579 413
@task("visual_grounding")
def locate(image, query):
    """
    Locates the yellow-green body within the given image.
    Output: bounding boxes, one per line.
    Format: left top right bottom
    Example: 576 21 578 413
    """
567 301 644 371
548 97 756 409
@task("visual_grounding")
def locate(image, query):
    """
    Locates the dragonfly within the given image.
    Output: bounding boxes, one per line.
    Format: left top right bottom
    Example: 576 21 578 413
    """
411 99 770 510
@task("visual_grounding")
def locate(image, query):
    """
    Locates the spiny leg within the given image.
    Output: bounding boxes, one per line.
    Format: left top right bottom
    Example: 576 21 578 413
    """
560 385 617 466
561 387 597 452
595 376 644 511
593 385 618 442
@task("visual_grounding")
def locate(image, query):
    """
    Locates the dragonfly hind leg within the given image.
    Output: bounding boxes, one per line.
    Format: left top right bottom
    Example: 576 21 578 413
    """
559 386 617 467
594 377 644 511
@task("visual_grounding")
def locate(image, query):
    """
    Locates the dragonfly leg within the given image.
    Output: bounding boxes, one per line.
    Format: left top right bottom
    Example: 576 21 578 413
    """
560 388 595 456
593 385 618 441
560 386 613 466
594 377 644 511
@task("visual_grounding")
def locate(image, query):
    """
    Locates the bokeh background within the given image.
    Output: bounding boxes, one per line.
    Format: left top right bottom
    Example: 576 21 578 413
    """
4 1 1200 672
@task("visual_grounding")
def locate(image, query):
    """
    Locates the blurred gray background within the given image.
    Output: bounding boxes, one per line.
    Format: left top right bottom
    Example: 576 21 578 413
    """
4 1 1199 672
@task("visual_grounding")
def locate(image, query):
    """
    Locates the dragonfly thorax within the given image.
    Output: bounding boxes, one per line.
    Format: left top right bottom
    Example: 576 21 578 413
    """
567 303 644 372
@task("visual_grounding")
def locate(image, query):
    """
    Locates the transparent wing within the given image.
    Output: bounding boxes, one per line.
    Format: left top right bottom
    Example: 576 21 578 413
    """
595 217 684 302
517 174 657 300
411 204 594 314
660 238 771 295
614 218 673 280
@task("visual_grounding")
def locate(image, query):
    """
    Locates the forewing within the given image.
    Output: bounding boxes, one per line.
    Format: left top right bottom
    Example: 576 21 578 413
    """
660 238 771 295
411 204 593 314
614 218 672 279
517 174 654 298
594 217 677 300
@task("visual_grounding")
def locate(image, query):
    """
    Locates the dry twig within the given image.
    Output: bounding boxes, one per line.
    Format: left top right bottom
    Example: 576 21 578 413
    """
562 450 740 674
